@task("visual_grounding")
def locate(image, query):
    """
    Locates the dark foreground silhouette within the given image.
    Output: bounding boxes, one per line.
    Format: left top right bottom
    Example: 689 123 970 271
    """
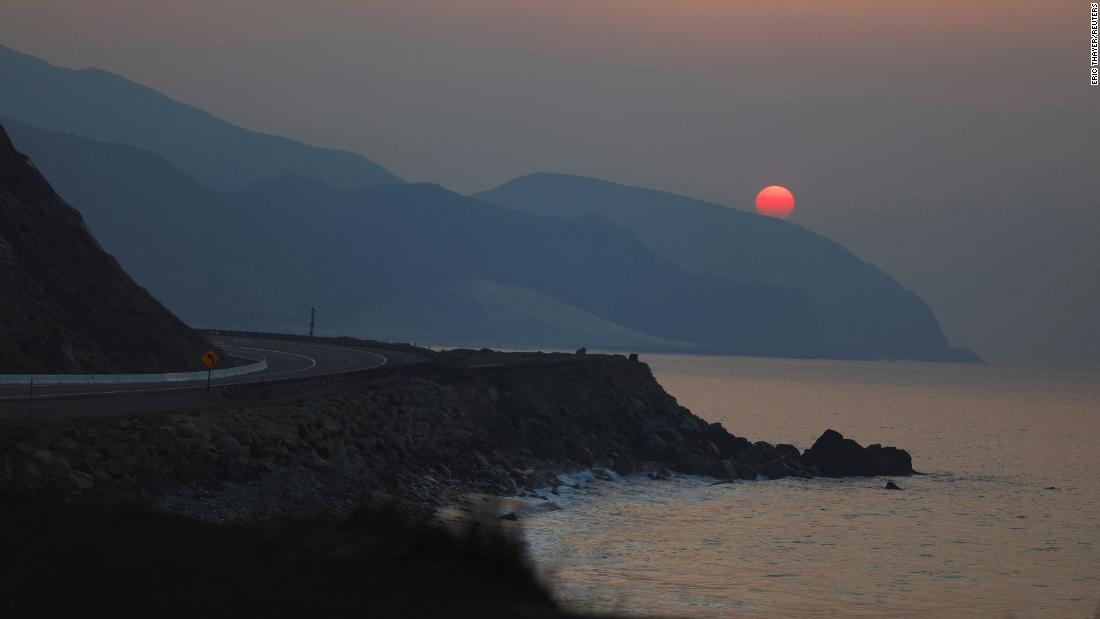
0 501 580 618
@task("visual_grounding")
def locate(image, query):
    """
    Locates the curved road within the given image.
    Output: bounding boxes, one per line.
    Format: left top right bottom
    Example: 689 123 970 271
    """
215 336 389 381
0 336 424 420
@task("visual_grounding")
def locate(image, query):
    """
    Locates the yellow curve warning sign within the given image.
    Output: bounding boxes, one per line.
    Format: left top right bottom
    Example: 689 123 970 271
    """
201 348 222 368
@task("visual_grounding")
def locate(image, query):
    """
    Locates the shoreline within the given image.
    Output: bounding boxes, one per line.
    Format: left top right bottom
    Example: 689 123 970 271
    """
0 350 915 522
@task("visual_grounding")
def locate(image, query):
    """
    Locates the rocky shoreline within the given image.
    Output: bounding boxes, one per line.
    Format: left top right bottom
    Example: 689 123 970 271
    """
0 351 914 520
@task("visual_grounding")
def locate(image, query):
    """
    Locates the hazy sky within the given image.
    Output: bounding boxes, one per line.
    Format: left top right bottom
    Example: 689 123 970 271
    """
2 1 1097 364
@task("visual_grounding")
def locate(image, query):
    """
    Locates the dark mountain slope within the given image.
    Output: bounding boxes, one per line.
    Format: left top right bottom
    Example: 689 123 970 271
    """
475 173 979 362
1 118 280 325
0 43 402 191
0 124 211 373
6 120 825 356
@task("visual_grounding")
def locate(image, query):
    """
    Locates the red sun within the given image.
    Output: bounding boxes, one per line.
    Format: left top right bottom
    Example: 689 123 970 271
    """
755 185 795 219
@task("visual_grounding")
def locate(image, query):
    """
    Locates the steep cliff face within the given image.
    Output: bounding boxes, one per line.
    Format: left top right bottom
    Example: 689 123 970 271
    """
0 124 211 373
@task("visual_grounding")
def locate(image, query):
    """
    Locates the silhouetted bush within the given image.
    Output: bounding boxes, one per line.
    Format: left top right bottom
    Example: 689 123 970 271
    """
0 500 572 618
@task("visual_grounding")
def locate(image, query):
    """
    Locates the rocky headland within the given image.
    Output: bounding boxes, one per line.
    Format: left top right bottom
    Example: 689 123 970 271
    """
0 348 913 520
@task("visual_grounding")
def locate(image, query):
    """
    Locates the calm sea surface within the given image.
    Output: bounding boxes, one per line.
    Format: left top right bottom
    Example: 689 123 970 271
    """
521 355 1100 618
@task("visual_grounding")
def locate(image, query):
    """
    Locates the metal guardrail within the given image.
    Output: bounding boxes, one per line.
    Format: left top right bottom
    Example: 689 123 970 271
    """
0 352 268 386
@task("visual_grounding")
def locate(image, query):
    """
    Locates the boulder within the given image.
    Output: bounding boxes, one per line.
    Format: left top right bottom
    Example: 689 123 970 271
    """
775 444 800 460
657 428 685 450
801 429 913 477
760 460 790 480
611 458 635 477
574 445 596 468
639 431 667 460
717 459 739 479
320 415 341 433
647 469 671 481
754 441 779 461
737 464 758 480
678 416 704 435
471 451 491 470
865 444 914 477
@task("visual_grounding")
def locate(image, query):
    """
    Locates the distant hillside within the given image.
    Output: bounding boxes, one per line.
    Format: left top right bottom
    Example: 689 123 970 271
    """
6 120 825 357
0 43 402 191
348 278 699 351
0 124 212 373
475 173 979 362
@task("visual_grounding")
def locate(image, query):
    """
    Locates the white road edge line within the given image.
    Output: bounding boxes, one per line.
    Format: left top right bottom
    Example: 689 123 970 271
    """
217 345 318 378
217 339 388 368
214 340 387 371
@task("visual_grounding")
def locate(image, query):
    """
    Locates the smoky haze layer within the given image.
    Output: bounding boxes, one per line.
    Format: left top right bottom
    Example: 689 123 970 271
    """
0 39 975 362
1 1 1091 364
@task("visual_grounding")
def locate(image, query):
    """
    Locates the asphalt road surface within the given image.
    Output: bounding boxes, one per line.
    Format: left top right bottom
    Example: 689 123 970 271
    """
0 336 425 421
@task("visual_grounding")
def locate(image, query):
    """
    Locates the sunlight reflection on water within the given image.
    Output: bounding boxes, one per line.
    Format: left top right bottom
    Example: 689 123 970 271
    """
522 356 1100 617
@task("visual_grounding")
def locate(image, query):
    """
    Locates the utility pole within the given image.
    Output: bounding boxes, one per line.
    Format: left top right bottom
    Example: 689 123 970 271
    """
309 305 316 338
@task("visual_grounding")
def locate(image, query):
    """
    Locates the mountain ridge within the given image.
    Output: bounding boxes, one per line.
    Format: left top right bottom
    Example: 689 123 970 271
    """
6 119 826 358
0 43 403 191
475 172 980 362
0 41 977 362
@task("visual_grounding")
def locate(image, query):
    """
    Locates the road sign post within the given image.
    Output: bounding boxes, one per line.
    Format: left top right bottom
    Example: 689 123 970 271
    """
200 348 222 396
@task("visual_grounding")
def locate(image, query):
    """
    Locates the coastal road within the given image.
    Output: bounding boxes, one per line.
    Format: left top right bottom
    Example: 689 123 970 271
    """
0 336 426 420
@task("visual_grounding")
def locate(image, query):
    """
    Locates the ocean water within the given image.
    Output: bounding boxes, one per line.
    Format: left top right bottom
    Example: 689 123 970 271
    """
521 355 1100 617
